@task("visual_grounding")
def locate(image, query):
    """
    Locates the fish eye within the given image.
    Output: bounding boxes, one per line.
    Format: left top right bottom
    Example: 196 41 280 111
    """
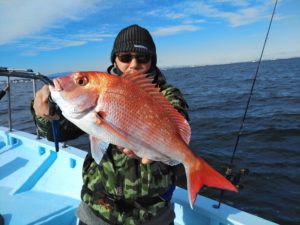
76 76 89 86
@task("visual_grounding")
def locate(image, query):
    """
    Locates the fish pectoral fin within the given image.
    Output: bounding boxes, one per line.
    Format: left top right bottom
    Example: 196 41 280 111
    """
94 112 133 146
90 135 109 164
163 159 180 166
95 111 106 125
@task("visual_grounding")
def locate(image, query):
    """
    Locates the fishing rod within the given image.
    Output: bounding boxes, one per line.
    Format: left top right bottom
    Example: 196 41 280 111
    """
0 67 61 152
214 0 278 208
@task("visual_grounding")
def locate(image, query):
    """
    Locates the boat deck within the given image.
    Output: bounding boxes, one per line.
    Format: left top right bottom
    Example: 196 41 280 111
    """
0 128 85 225
1 187 79 225
0 127 278 225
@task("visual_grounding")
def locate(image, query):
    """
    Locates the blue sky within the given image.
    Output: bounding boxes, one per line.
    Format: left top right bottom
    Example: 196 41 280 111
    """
0 0 299 75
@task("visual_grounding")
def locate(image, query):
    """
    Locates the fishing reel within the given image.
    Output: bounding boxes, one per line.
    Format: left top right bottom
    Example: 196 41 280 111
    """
48 95 62 152
48 95 61 117
225 167 250 190
213 167 249 209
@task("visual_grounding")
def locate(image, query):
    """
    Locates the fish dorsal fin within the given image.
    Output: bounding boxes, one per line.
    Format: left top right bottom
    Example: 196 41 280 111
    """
122 72 191 144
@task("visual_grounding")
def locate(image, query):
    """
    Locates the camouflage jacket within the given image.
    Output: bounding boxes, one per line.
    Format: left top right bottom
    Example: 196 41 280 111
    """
32 67 189 225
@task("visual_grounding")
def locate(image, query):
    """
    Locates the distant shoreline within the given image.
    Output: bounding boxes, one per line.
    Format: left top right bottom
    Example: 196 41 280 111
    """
1 57 299 83
160 56 300 70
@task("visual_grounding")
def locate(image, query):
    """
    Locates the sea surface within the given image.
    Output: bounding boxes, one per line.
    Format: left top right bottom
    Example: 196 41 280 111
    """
1 57 299 225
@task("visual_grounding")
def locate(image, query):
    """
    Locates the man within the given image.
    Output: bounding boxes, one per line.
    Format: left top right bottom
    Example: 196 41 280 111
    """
33 24 189 225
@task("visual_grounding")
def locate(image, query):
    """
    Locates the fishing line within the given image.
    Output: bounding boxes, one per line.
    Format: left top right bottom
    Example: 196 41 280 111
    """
215 0 278 208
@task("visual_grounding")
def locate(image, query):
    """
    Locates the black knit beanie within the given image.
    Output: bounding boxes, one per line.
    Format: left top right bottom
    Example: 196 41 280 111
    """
111 24 157 66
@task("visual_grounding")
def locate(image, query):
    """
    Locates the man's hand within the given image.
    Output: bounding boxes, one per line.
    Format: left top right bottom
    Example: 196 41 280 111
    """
118 147 152 164
33 85 59 120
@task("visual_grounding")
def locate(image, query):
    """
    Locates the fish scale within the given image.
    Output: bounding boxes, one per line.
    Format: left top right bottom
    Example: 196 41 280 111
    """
101 90 176 154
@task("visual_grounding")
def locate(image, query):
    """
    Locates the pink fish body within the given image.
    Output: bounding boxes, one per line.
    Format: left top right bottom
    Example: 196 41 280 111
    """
50 71 237 208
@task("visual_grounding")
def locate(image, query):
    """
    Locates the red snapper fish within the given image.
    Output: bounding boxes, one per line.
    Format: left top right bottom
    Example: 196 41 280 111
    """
49 71 237 208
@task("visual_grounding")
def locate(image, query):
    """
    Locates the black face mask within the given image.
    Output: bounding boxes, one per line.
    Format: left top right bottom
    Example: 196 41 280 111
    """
106 64 122 76
114 64 123 76
108 59 156 76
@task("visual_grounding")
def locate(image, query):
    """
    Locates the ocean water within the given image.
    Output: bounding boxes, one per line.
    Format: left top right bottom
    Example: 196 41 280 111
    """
1 57 299 225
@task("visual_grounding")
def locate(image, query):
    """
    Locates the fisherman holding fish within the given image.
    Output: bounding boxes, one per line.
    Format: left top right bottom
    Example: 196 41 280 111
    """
32 25 236 225
33 24 189 225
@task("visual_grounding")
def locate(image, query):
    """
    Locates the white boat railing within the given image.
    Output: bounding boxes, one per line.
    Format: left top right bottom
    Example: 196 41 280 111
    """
0 67 53 134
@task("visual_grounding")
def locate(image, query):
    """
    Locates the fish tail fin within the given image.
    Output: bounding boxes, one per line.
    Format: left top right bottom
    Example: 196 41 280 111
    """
186 157 238 209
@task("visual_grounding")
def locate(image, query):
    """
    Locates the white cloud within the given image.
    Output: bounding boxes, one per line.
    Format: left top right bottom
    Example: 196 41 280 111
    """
16 32 113 56
147 9 186 20
72 33 114 42
182 1 275 27
0 0 116 55
209 0 251 7
0 0 280 57
18 36 86 56
0 0 100 45
213 3 272 27
148 1 276 28
153 25 200 36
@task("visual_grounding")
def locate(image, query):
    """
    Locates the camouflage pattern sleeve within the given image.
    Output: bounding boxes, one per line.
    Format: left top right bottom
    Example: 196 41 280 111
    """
161 86 190 121
30 100 84 142
153 67 190 121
